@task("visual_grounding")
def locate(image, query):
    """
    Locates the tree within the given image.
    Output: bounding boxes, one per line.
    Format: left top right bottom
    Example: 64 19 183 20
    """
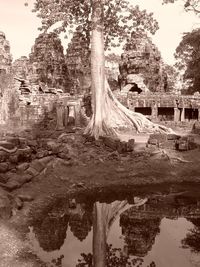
174 28 200 94
33 0 173 139
182 218 200 253
162 0 200 14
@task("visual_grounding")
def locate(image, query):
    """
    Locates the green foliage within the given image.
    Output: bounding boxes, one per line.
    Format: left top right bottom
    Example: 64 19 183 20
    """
175 28 200 94
32 0 159 50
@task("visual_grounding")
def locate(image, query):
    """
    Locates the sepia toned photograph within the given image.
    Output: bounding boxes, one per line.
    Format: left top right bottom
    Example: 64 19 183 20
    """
0 0 200 266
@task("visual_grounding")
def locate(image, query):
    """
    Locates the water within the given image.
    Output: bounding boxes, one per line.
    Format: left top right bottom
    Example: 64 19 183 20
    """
27 189 200 267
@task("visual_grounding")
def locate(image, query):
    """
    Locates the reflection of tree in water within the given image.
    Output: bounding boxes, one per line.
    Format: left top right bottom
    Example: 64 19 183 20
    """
77 244 156 267
120 215 161 257
182 218 200 253
69 211 93 242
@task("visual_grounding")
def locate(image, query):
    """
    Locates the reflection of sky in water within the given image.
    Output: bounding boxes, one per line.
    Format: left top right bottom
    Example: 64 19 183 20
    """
29 214 200 267
29 226 92 266
108 217 199 267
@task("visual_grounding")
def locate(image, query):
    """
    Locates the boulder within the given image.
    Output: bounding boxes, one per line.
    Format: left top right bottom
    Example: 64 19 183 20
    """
46 141 61 154
17 194 34 202
167 134 181 141
17 147 32 162
30 159 45 173
19 137 27 148
4 173 32 188
17 163 30 172
26 167 39 177
0 188 12 219
0 163 9 173
9 154 19 164
117 141 128 154
176 136 197 151
36 150 49 159
37 156 53 166
149 134 167 144
100 136 120 151
0 151 9 162
27 139 38 148
14 197 23 210
0 141 16 150
192 121 200 134
4 137 20 147
127 139 135 152
58 133 75 143
148 139 158 146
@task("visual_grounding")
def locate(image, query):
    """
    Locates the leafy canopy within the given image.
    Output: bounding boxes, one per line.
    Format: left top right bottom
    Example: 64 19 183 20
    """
32 0 159 49
162 0 200 14
175 28 200 94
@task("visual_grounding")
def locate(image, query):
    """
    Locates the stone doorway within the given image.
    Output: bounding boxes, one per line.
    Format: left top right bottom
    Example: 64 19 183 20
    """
158 107 174 121
185 108 198 121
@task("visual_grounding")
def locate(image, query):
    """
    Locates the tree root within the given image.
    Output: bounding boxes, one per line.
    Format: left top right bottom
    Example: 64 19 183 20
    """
0 146 18 154
84 78 174 140
151 149 192 163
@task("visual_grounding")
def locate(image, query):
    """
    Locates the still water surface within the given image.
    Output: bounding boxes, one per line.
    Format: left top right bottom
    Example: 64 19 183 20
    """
28 190 200 267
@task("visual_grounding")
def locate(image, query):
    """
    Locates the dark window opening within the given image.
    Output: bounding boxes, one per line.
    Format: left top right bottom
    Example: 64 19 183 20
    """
158 107 174 121
185 108 198 121
135 107 151 116
129 83 142 94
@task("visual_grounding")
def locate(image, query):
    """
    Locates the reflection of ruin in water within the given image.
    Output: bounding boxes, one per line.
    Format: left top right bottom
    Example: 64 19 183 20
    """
28 189 200 267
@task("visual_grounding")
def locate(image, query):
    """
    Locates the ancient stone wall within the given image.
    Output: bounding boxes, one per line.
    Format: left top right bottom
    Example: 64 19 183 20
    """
124 92 200 122
4 92 82 132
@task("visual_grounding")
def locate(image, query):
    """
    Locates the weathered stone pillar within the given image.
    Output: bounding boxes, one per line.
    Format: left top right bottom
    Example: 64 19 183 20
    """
181 107 185 122
74 103 81 126
68 105 76 125
56 101 65 130
198 109 200 121
151 105 158 121
64 106 69 126
174 107 180 122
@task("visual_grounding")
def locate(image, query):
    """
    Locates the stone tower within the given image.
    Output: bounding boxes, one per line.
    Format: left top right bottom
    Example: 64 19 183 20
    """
65 26 91 94
0 31 12 74
28 32 69 91
119 31 167 93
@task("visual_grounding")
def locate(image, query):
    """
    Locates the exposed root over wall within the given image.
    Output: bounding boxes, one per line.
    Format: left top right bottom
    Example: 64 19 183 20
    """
84 79 174 140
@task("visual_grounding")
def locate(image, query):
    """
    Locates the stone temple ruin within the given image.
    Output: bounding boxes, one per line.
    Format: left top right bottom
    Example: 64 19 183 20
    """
13 32 69 93
0 31 12 74
119 31 168 94
0 29 199 131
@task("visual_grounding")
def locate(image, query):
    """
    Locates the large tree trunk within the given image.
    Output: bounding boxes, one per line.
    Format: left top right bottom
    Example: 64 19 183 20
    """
87 0 106 139
85 0 173 140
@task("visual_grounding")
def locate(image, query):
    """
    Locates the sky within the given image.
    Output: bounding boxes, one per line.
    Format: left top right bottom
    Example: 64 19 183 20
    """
0 0 199 65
